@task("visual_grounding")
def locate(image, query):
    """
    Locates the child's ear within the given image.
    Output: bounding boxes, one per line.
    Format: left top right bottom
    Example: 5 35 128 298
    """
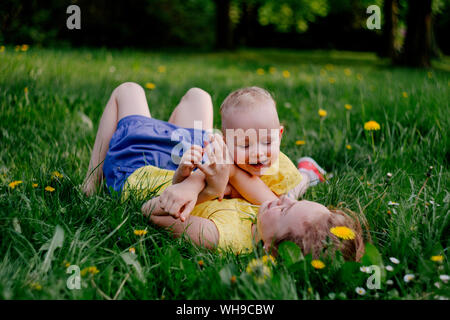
279 126 284 140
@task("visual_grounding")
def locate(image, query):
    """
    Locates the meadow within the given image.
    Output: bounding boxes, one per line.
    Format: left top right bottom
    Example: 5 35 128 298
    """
0 46 449 299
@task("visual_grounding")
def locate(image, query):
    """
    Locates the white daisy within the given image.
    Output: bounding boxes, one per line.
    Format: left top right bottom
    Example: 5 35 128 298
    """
403 274 415 283
439 274 449 283
434 282 441 289
355 287 366 296
385 265 394 272
389 257 400 264
386 280 393 285
388 201 400 206
429 200 440 207
360 266 370 273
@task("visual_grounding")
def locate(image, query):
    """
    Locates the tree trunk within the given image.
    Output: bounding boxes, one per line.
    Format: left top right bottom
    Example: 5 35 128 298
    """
215 0 233 49
379 0 398 59
236 1 260 47
399 0 433 67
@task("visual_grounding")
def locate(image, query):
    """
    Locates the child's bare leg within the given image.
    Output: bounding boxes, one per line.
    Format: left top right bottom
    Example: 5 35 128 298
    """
82 82 151 196
169 87 213 131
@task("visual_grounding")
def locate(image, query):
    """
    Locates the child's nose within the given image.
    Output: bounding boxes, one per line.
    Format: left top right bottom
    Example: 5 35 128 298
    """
249 146 265 161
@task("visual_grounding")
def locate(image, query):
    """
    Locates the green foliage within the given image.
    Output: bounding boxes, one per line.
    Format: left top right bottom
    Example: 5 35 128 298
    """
258 0 329 32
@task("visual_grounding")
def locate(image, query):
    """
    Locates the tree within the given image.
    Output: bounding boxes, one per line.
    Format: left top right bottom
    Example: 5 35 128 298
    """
399 0 433 67
379 0 398 59
215 0 233 49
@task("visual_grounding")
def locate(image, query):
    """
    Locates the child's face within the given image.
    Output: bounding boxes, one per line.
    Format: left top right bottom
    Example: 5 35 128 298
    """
257 196 331 250
222 101 283 176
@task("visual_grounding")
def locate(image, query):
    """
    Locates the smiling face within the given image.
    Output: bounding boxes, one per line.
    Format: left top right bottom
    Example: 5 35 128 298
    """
257 196 332 251
222 101 283 176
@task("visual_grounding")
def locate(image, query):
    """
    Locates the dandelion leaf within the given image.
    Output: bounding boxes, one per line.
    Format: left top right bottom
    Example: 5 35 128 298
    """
41 225 65 273
278 241 302 267
120 252 145 283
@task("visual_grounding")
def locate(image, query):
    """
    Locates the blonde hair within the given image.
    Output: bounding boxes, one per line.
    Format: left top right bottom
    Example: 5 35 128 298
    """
220 87 276 128
275 206 366 262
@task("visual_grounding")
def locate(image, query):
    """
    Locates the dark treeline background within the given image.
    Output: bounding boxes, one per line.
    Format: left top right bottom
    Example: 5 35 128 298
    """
1 0 449 56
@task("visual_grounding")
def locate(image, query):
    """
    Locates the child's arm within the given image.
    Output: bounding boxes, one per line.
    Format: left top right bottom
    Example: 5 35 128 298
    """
142 169 206 222
149 212 219 250
228 165 278 204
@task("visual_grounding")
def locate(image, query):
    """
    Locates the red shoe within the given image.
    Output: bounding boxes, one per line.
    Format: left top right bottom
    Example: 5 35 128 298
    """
297 157 326 186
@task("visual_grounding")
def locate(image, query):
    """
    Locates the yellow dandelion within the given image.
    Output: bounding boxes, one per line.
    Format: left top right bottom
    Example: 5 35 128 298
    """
318 109 327 118
295 140 306 146
145 82 156 90
330 226 356 240
230 275 237 284
364 120 380 131
198 260 204 267
134 229 148 236
81 266 100 277
52 171 63 179
157 66 166 73
356 73 363 81
344 68 352 76
24 87 28 94
256 68 265 75
15 45 20 52
346 144 352 150
8 180 23 189
129 247 136 254
282 70 290 78
328 77 336 84
246 258 272 284
30 282 42 290
430 255 443 262
0 46 5 52
262 255 276 266
32 183 38 188
45 186 55 192
402 91 408 98
325 64 334 71
269 67 276 74
311 259 325 269
345 104 352 110
20 44 29 52
65 262 71 268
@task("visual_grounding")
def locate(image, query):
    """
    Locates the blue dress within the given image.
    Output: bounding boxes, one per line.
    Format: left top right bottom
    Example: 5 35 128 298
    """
103 115 208 195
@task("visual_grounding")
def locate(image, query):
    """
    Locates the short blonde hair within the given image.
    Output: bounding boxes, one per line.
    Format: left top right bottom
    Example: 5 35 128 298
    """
220 86 276 120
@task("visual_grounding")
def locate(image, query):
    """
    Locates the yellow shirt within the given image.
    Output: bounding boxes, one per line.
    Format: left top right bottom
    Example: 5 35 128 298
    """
122 152 302 253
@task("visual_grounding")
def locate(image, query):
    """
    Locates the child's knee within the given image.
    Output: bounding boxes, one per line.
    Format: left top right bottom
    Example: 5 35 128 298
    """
184 87 212 106
114 82 145 97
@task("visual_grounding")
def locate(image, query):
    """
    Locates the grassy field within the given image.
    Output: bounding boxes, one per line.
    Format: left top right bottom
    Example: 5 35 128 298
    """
0 47 449 300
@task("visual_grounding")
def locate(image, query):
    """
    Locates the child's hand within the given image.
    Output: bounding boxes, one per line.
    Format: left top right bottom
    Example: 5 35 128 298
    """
142 196 165 218
197 134 233 201
172 145 203 184
159 182 198 222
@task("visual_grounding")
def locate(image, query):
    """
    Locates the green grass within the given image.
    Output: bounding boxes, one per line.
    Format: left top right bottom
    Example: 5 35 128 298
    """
0 47 449 300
